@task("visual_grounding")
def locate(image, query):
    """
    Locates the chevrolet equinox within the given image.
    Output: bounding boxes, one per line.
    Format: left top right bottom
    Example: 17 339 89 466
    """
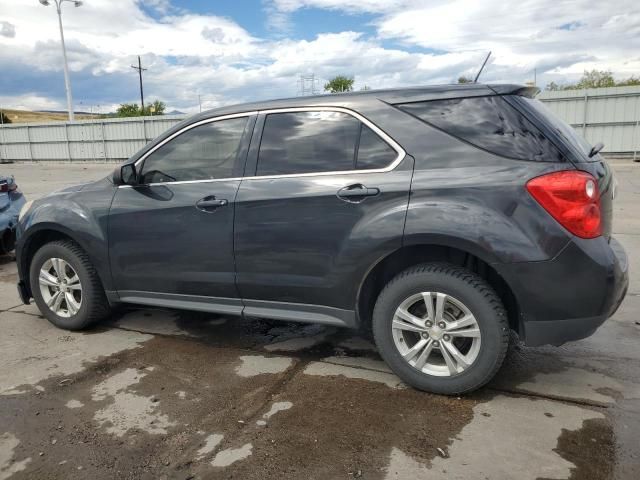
16 84 628 394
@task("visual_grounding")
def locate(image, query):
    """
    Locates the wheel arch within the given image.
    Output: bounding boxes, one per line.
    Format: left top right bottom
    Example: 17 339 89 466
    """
18 224 109 300
356 241 521 336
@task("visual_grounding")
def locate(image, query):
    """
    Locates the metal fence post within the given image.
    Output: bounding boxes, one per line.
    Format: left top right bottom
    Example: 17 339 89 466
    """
64 123 71 161
26 125 34 161
0 125 5 163
582 89 588 136
101 121 107 161
634 95 640 162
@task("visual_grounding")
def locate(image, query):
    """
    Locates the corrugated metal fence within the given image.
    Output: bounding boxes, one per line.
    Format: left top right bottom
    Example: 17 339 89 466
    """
538 85 640 158
1 85 640 162
0 115 185 163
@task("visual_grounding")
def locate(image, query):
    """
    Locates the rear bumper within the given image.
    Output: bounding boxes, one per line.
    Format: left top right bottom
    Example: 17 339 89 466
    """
496 236 628 346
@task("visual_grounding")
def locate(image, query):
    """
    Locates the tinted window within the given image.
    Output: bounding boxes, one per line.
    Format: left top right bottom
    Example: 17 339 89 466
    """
140 117 248 183
514 96 593 162
398 96 563 162
356 125 397 169
257 111 360 176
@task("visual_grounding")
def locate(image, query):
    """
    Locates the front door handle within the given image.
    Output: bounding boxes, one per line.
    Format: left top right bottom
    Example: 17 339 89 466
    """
337 184 380 202
196 196 228 212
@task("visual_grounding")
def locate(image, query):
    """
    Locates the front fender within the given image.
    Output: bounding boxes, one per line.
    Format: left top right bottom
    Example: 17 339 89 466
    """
16 179 115 292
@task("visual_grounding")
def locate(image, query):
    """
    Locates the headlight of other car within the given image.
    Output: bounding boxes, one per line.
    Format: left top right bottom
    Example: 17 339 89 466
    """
19 200 34 221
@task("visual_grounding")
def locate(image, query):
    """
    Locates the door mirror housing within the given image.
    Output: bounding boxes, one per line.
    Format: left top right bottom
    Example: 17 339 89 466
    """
114 163 138 186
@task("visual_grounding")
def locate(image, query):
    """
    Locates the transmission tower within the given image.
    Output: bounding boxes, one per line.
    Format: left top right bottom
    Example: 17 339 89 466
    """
297 74 320 96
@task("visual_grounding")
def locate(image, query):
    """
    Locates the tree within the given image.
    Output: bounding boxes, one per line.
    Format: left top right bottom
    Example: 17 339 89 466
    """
116 103 142 117
147 100 166 116
457 76 473 84
324 75 354 93
544 70 639 91
545 81 561 91
116 100 166 118
0 111 11 124
575 70 615 89
616 76 640 87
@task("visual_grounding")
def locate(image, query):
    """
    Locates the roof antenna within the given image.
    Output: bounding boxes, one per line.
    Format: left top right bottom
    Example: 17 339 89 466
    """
473 51 492 83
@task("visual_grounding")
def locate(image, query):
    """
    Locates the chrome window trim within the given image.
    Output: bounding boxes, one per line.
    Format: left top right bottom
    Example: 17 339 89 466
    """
249 106 405 180
118 106 405 189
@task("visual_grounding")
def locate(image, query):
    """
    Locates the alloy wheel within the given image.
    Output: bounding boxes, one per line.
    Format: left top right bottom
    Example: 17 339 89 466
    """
391 292 481 377
38 258 82 318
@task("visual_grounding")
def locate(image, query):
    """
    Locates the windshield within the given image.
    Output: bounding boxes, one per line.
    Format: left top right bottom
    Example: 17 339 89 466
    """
515 96 595 161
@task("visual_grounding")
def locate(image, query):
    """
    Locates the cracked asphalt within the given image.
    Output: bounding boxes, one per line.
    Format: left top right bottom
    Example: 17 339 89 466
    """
1 162 639 479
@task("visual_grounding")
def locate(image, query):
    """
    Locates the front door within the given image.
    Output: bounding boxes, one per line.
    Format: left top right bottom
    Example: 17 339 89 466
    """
109 115 254 311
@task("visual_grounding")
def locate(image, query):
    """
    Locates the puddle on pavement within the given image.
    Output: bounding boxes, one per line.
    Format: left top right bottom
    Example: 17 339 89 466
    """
0 313 622 479
540 417 615 480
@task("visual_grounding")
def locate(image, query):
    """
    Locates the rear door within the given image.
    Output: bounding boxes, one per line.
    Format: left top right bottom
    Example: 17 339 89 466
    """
109 114 254 308
234 107 413 322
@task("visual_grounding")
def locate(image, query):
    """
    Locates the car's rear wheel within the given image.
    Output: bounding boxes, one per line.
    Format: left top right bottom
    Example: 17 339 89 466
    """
372 263 509 395
29 240 111 330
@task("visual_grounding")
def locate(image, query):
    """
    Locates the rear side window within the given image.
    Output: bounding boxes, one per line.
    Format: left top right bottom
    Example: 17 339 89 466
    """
514 96 593 162
356 125 397 169
257 111 360 176
397 96 564 162
256 111 399 176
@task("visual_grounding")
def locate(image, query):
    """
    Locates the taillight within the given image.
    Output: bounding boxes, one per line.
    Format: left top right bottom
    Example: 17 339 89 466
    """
0 182 17 193
526 170 601 239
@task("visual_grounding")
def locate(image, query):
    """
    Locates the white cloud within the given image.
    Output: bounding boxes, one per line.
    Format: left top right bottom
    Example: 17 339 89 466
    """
376 0 640 77
0 0 638 114
0 93 65 111
0 20 15 38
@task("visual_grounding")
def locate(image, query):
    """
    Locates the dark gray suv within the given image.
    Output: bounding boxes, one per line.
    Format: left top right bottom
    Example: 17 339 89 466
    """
15 84 628 394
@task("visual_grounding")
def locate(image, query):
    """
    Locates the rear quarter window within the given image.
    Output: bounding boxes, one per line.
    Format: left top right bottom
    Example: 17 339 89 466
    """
397 96 565 162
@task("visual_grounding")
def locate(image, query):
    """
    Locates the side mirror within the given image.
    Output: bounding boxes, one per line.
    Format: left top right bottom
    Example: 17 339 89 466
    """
114 163 138 186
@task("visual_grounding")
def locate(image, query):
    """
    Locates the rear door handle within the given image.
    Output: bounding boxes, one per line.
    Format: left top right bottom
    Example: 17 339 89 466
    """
196 196 228 212
337 184 380 202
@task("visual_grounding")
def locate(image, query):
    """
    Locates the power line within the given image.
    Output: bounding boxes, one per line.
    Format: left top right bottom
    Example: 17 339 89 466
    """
131 55 147 112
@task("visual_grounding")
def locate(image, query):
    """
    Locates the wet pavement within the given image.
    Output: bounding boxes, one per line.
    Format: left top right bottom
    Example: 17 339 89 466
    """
0 162 639 479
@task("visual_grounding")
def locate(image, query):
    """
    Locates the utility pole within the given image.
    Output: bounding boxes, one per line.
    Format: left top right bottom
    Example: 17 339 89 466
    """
131 56 147 113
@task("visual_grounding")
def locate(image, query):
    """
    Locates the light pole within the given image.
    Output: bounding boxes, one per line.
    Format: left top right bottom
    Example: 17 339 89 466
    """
39 0 82 122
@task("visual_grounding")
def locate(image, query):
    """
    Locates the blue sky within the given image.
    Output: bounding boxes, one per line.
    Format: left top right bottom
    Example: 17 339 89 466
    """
0 0 638 114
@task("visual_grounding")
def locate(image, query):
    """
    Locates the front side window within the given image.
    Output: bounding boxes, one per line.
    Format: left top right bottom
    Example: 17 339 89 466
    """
397 96 564 162
140 117 248 184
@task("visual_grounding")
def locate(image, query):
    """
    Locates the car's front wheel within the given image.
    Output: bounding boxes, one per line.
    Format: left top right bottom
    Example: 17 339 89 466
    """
29 240 111 330
372 263 509 395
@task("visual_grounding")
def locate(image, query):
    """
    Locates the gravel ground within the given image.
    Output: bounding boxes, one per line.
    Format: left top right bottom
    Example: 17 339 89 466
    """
0 161 639 479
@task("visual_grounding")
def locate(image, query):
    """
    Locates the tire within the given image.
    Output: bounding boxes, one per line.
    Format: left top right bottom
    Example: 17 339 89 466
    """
29 240 111 330
372 263 509 395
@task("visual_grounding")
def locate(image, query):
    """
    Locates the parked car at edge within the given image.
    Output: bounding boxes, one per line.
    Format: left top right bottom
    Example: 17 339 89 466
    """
15 84 628 394
0 175 25 255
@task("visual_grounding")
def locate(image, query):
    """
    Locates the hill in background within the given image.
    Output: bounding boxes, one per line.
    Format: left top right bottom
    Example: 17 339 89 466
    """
0 109 102 124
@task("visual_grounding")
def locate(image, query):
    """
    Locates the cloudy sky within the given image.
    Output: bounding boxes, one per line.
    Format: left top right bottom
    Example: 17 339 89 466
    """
1 0 639 114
